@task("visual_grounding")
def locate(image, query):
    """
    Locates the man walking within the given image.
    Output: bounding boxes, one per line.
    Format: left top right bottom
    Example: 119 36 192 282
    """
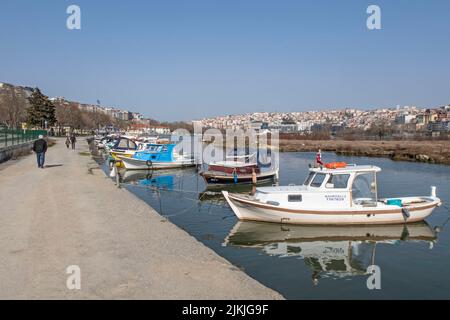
32 135 47 169
70 134 77 150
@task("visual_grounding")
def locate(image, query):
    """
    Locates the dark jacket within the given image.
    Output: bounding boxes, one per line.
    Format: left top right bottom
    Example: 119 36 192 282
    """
33 139 48 153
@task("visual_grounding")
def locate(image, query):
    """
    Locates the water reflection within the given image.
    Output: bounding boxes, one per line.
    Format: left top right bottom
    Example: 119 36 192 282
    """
198 181 277 202
224 221 437 284
120 168 199 190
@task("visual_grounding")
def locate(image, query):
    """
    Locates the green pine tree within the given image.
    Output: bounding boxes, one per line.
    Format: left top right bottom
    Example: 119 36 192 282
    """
26 88 56 128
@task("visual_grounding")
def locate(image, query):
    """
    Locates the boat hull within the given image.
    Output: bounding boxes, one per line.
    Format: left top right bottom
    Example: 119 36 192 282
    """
119 156 195 170
222 191 441 225
208 164 260 175
110 150 135 161
200 170 277 187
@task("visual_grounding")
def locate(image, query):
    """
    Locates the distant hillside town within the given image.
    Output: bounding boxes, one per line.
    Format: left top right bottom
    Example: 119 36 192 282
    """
198 105 450 138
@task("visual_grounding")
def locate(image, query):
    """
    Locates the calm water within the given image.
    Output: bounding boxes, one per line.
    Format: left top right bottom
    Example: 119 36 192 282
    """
105 152 450 299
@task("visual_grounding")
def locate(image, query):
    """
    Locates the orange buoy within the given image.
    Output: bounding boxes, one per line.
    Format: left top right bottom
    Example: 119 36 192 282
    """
325 162 347 169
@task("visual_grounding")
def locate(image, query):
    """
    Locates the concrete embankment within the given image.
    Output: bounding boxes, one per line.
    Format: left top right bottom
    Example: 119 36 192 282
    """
0 138 282 299
0 142 33 163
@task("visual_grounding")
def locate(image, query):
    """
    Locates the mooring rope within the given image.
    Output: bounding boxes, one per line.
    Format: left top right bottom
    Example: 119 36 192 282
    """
433 203 450 233
122 182 205 195
122 182 228 209
440 203 450 215
158 190 230 218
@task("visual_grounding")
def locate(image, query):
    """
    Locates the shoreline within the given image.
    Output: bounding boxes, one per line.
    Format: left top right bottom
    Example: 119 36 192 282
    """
278 139 450 165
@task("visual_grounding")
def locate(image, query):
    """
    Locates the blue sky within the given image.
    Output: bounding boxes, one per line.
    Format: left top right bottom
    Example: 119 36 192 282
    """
1 0 449 121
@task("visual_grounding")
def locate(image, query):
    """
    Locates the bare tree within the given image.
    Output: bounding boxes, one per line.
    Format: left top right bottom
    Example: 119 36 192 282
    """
0 85 28 128
113 117 129 131
82 110 112 131
55 103 83 133
56 101 116 135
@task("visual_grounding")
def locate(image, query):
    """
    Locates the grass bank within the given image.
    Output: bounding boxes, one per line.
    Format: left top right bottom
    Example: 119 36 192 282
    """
278 139 450 165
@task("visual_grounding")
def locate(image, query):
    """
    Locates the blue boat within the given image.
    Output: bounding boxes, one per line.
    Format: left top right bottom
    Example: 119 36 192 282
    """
118 144 195 170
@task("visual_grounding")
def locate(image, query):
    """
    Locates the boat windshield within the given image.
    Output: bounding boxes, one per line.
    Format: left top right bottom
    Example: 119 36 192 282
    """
303 172 315 186
352 172 377 206
310 173 326 188
117 139 128 148
326 174 350 189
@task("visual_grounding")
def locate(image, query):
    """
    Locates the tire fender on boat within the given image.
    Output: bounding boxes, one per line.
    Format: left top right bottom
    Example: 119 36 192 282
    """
402 207 411 221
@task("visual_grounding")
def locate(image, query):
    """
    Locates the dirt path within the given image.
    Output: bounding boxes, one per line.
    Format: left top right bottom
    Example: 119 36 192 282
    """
0 138 282 299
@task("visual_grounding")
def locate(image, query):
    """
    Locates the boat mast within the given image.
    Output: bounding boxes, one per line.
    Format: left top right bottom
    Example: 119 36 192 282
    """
373 171 379 204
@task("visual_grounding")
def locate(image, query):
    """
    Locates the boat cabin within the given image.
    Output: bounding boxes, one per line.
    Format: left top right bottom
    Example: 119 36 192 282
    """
206 152 262 174
255 165 382 209
112 137 138 151
133 144 177 162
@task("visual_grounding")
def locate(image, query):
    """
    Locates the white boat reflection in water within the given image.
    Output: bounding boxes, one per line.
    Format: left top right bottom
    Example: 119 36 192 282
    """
223 221 437 283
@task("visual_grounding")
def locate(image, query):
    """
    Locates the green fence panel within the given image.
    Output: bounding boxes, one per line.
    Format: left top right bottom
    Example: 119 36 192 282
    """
0 128 48 149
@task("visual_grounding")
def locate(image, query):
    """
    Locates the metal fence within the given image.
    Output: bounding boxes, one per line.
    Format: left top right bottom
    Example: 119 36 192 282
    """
0 127 48 149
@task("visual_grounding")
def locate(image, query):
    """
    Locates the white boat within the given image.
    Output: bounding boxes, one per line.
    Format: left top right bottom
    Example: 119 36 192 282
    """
223 164 442 225
137 136 159 144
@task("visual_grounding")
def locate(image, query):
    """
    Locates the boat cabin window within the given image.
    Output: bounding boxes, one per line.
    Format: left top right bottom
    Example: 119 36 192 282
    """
128 140 137 150
303 172 315 186
352 172 378 206
117 139 128 148
288 195 302 202
326 174 350 189
310 173 326 187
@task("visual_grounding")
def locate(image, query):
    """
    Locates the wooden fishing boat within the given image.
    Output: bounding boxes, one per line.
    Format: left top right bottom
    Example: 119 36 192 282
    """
200 153 279 187
223 164 442 225
200 161 278 186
